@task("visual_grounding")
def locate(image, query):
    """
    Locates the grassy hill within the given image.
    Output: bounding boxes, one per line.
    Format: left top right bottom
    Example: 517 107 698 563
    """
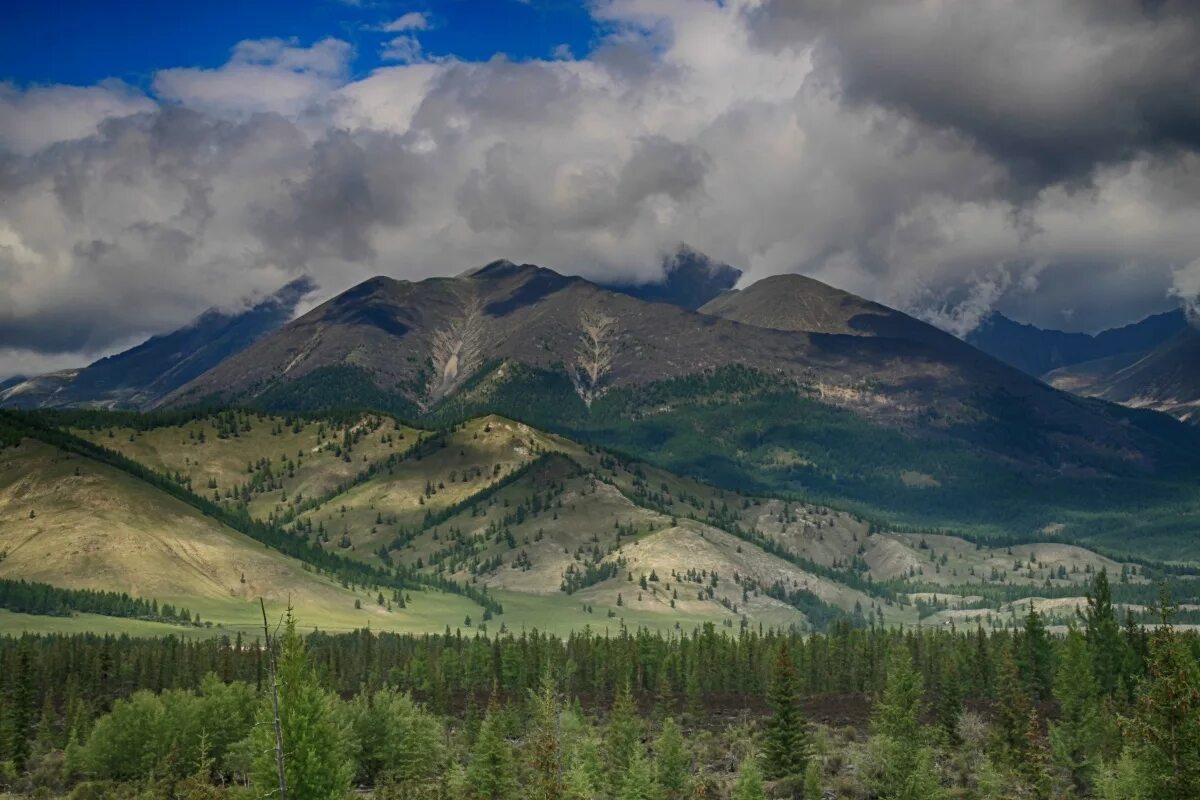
1 408 1192 639
0 435 476 636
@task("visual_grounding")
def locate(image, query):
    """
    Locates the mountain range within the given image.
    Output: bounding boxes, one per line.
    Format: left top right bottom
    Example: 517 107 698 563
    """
6 248 1200 552
965 308 1200 424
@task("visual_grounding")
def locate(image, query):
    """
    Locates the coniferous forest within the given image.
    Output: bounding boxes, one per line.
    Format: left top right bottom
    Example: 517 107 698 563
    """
0 571 1197 800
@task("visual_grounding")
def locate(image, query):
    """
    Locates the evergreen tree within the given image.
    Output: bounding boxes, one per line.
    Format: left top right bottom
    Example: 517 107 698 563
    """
732 756 766 800
466 695 518 800
802 760 822 800
251 610 352 800
1125 613 1200 800
654 717 690 800
1018 603 1054 701
1049 628 1105 794
618 749 657 800
869 648 946 800
1083 569 1125 698
0 638 35 768
763 643 810 781
992 642 1051 798
605 682 643 796
528 668 564 800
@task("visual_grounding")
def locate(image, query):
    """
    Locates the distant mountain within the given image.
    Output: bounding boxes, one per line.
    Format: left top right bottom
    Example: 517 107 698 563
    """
1046 325 1200 423
0 277 315 410
965 309 1187 377
603 245 742 309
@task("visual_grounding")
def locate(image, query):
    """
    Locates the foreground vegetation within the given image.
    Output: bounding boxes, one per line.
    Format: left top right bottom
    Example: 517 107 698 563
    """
0 571 1196 799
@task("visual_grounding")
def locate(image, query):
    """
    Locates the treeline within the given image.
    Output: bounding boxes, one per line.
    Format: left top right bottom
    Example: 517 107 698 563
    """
0 578 199 625
0 571 1197 799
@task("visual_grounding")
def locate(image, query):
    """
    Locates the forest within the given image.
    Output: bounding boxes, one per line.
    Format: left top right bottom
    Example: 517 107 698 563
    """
0 570 1197 800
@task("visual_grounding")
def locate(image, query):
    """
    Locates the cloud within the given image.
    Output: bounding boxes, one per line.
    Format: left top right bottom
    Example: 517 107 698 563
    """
154 38 353 117
749 0 1200 193
1 0 1200 378
381 12 429 32
0 81 154 155
381 35 424 64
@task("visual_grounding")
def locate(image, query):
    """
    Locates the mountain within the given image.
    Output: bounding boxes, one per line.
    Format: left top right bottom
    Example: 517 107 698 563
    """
0 277 315 411
698 272 968 353
603 244 742 309
147 258 1200 553
965 309 1187 377
1046 325 1200 423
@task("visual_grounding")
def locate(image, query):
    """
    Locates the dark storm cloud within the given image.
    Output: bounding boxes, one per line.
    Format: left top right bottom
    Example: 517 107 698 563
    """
750 0 1200 191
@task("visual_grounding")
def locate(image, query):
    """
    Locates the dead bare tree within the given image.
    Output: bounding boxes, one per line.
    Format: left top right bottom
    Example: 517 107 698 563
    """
260 598 287 800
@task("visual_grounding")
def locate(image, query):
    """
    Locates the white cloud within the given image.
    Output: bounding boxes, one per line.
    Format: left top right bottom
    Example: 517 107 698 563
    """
0 81 154 155
381 35 424 64
381 12 429 32
1 0 1199 378
154 38 353 117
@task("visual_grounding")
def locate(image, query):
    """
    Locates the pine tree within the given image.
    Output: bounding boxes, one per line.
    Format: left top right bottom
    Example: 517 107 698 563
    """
869 647 946 800
528 668 564 800
763 643 810 781
992 642 1051 798
466 695 518 800
1049 628 1105 794
1125 609 1200 800
802 760 822 800
605 682 643 796
732 756 766 800
1018 603 1054 701
0 638 36 768
251 609 352 800
654 717 690 800
1083 568 1125 698
618 749 657 800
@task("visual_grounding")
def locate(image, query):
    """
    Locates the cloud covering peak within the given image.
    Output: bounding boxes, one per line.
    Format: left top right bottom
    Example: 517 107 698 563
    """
1 0 1199 376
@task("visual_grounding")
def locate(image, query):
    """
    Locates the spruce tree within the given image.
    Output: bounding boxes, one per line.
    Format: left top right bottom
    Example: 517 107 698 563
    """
654 717 690 800
605 682 643 796
732 756 767 800
251 609 352 800
992 642 1051 798
528 668 564 800
763 642 810 781
466 695 518 800
1049 628 1105 794
1125 610 1200 800
869 647 947 800
618 749 657 800
1018 603 1054 701
1083 568 1125 697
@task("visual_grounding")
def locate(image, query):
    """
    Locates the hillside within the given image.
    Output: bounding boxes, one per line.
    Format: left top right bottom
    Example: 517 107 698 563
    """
7 409 1178 640
0 435 476 635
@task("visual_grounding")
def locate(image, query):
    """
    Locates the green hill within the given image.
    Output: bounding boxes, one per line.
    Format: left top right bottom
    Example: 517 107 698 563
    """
1 408 1191 638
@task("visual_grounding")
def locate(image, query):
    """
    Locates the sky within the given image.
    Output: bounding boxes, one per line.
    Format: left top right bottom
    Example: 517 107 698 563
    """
2 0 1200 378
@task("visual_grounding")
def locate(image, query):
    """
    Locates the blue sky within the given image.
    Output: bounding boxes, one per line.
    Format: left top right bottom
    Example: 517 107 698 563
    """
0 0 599 87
